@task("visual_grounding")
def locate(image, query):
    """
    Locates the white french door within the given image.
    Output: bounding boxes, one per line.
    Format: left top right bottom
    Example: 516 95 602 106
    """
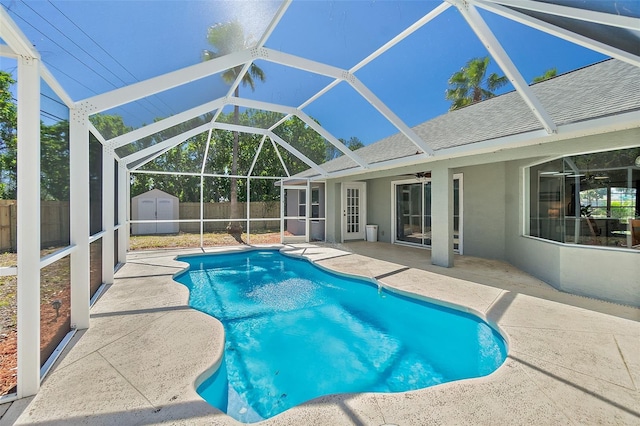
342 182 366 241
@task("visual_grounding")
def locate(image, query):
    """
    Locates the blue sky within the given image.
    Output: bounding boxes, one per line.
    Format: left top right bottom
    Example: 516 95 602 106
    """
1 0 607 145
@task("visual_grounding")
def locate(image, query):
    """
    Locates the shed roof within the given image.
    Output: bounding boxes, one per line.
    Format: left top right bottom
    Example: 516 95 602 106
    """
131 188 179 201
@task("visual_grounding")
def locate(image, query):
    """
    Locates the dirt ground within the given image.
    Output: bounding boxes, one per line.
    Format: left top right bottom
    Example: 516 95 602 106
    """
0 251 71 396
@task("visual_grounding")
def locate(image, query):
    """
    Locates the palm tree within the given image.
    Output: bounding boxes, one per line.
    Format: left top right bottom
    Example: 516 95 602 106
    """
532 67 557 84
203 21 265 240
445 56 508 111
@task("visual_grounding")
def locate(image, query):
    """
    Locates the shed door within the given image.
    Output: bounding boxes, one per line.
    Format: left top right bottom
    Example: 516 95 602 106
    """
138 198 157 234
156 198 174 234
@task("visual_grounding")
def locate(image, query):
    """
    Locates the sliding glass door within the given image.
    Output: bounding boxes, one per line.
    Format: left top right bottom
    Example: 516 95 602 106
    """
396 183 417 243
394 176 462 252
396 182 430 245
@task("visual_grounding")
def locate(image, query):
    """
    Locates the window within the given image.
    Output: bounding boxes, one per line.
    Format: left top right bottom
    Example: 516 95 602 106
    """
311 187 320 219
528 147 640 249
298 189 306 217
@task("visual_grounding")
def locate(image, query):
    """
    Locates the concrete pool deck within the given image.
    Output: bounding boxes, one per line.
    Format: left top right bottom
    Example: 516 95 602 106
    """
2 242 639 425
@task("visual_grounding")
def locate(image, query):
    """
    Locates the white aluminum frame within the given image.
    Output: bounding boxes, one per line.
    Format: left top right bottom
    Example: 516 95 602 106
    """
129 169 287 247
451 0 557 134
16 53 41 398
69 0 639 189
102 149 116 285
488 0 639 30
79 45 436 173
281 183 311 243
474 0 640 68
2 0 640 403
117 163 128 264
69 106 92 337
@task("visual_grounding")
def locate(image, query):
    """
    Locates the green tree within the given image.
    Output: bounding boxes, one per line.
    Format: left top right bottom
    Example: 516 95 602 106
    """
346 136 364 151
41 120 69 201
89 113 136 178
273 115 327 175
89 113 211 201
445 56 508 111
532 67 557 84
0 72 71 200
203 21 266 240
89 113 132 141
326 136 364 162
134 135 206 202
0 71 17 198
128 108 332 206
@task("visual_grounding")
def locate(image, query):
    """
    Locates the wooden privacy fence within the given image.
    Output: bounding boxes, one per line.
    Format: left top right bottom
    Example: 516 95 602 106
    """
0 199 281 251
0 200 71 252
0 200 13 251
179 201 281 233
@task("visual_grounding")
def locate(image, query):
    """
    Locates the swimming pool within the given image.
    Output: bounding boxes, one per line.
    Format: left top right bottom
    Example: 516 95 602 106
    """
175 249 507 423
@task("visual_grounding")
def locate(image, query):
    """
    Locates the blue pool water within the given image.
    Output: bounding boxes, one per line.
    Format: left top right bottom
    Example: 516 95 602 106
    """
175 250 507 423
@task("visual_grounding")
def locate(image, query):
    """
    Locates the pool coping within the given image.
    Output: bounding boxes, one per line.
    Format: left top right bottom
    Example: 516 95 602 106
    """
4 243 639 425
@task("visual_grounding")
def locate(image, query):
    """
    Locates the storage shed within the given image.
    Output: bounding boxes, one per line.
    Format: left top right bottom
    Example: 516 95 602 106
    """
131 189 179 235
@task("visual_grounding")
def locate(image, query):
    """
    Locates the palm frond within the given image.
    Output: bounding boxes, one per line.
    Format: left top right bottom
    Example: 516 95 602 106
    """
249 63 266 83
446 56 506 110
486 72 508 92
204 22 266 94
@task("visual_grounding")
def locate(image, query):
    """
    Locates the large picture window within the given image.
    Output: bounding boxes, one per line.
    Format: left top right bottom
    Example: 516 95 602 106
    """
528 147 640 249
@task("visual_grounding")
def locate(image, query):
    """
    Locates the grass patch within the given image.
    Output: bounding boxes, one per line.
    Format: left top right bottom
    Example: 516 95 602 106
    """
129 230 283 251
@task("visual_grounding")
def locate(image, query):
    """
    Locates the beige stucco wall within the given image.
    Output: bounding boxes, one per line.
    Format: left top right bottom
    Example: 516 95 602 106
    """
324 182 341 243
321 128 639 306
355 163 508 260
455 163 506 259
364 176 394 243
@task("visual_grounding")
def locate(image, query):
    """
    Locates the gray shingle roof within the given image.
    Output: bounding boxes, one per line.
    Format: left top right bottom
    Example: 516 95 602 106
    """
298 59 640 178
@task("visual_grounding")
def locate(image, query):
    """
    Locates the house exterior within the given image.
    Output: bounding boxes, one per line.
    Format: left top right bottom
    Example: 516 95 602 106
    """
292 59 640 307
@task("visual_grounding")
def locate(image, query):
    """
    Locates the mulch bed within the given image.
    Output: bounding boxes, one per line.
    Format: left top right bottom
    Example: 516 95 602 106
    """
0 287 71 396
0 251 71 397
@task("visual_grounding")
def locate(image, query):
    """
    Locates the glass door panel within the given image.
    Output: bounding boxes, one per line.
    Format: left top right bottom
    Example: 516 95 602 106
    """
343 182 366 240
453 179 459 251
423 182 432 246
396 183 422 244
395 178 461 250
346 187 360 234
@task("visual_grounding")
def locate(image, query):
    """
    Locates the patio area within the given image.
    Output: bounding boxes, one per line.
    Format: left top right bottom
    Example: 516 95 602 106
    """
1 242 638 425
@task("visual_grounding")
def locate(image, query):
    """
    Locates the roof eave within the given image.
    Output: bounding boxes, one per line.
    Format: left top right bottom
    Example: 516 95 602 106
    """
316 110 640 181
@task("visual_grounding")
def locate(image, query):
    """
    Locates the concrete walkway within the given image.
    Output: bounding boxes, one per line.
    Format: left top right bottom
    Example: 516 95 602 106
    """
2 243 638 425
